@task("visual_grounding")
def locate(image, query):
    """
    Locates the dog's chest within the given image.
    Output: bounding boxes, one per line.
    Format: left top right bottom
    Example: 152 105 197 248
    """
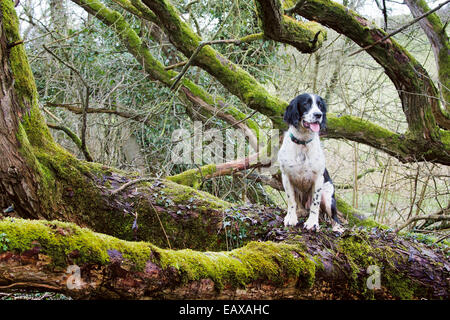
279 141 324 188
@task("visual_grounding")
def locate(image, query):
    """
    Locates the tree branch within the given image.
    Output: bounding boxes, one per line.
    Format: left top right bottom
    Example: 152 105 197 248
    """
170 36 265 90
139 0 287 128
166 151 270 188
46 123 94 162
71 0 263 147
348 0 450 57
395 214 450 233
254 0 325 53
335 168 380 190
46 102 154 126
43 45 93 161
404 0 450 125
72 0 450 165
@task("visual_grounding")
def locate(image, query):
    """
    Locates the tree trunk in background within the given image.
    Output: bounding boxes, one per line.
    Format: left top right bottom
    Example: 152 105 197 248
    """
404 0 450 118
49 0 68 33
0 16 41 219
121 128 147 174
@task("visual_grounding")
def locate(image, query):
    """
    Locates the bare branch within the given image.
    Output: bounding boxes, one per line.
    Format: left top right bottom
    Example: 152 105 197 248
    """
395 214 450 233
349 0 450 57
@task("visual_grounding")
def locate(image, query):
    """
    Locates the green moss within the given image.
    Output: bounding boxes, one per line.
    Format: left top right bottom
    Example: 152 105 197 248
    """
0 0 54 148
0 0 35 105
281 0 297 9
0 218 156 270
336 198 386 229
383 272 416 300
158 240 316 289
167 164 217 188
0 219 316 291
162 179 231 210
328 114 395 141
440 129 450 146
415 0 443 34
281 15 326 49
338 231 424 299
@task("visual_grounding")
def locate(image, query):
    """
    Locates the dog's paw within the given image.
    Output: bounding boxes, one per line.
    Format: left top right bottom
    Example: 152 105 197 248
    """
284 212 298 227
303 214 320 232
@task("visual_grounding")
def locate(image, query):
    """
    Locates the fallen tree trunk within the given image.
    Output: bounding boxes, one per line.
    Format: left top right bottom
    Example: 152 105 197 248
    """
0 218 448 299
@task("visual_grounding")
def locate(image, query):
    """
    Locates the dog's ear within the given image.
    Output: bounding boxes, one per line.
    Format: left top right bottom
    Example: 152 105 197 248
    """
318 96 327 130
283 101 300 127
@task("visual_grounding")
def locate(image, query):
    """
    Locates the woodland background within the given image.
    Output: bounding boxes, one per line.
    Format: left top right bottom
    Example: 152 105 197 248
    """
0 0 448 300
22 0 448 232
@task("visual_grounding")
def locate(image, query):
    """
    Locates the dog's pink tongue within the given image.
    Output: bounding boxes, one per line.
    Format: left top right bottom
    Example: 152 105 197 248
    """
310 123 320 132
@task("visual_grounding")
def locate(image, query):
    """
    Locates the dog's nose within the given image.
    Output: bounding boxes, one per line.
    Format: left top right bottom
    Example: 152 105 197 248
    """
313 112 322 119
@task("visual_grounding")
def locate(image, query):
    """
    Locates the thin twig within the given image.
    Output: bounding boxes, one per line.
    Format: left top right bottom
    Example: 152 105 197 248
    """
43 108 94 162
0 282 60 291
81 86 90 159
164 60 188 70
349 0 450 57
110 178 153 195
42 45 89 88
43 45 93 161
149 201 172 250
7 40 24 49
436 234 450 243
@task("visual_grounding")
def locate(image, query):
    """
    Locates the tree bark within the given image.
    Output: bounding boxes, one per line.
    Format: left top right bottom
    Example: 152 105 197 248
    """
0 7 41 219
254 0 326 53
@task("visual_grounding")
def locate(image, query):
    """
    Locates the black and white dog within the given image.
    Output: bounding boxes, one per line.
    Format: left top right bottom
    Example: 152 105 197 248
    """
278 93 344 233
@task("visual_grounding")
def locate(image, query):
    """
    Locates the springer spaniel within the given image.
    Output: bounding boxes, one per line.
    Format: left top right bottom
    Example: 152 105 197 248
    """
278 93 344 233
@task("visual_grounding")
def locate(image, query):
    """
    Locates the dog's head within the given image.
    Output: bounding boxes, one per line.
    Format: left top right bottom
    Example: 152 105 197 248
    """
283 93 327 133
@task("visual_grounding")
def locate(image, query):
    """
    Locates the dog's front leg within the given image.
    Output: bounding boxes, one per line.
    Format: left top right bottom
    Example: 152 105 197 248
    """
304 175 324 231
282 173 298 226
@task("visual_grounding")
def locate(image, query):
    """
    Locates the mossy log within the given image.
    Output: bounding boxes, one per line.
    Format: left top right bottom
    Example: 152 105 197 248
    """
0 218 448 299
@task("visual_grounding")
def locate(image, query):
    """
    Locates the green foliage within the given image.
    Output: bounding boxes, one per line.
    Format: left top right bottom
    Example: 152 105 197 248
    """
222 207 251 249
175 0 279 84
0 232 10 252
